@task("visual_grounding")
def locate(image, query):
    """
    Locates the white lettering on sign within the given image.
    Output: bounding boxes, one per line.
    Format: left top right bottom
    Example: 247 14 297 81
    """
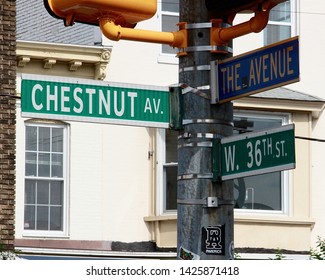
47 85 58 112
247 140 262 168
144 98 162 114
223 137 288 173
73 87 83 113
86 88 96 114
30 83 166 120
128 92 137 117
224 145 236 173
61 86 70 113
113 90 124 117
30 84 144 118
31 84 43 110
276 140 286 158
23 77 170 128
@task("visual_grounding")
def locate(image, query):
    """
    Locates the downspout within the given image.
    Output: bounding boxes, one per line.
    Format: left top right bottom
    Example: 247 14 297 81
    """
99 18 187 49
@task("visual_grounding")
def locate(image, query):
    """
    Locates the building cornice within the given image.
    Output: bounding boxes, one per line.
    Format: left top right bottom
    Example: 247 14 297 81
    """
16 40 112 80
235 96 325 118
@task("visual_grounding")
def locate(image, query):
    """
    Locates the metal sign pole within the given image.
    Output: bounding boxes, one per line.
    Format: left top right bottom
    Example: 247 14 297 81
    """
177 0 234 260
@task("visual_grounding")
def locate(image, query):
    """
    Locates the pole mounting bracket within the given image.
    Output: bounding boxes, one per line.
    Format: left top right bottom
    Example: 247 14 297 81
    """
177 197 234 208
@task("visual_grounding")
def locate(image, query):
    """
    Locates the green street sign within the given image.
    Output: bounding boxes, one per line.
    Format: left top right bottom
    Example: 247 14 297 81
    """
21 74 170 128
213 124 295 181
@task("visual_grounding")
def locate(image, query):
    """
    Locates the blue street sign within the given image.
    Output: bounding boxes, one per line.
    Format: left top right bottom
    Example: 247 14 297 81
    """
211 36 300 103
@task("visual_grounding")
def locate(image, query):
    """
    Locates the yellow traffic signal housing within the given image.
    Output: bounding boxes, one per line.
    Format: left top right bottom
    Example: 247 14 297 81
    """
44 0 157 27
44 0 188 52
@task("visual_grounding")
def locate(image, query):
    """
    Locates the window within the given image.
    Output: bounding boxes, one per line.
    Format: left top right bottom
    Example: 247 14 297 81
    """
24 122 68 235
157 129 178 213
160 0 179 55
233 111 290 213
164 129 178 211
264 0 296 45
157 111 290 214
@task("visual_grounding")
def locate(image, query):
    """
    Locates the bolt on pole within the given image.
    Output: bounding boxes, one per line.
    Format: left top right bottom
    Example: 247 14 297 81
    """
177 0 234 260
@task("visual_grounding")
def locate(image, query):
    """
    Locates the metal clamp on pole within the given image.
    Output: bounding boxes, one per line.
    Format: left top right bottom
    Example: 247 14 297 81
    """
177 173 214 181
182 85 211 100
206 197 234 207
177 197 234 208
210 60 219 104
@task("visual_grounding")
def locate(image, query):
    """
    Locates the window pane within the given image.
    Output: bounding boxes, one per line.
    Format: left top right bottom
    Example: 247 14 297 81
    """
165 165 177 210
50 206 63 230
24 205 35 230
264 0 292 45
52 128 63 152
264 25 291 45
36 206 49 230
50 181 63 205
39 127 51 152
25 152 37 176
162 14 179 54
166 130 178 163
37 181 49 205
26 126 37 151
165 129 178 210
270 1 290 22
38 153 51 177
234 173 282 210
52 153 63 178
234 116 282 133
25 180 36 204
162 0 179 13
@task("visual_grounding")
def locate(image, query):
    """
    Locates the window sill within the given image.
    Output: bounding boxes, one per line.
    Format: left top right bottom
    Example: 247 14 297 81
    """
22 231 69 239
157 54 178 65
144 214 177 222
234 213 315 227
144 213 315 228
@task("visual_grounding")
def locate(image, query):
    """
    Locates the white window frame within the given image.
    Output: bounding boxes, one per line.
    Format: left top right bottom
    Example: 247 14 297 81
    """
156 129 176 215
23 121 69 237
233 110 291 216
158 0 179 64
156 111 292 216
263 0 298 45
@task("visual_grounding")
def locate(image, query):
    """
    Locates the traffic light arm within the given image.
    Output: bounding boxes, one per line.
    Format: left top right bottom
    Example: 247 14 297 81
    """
100 18 187 51
211 1 275 46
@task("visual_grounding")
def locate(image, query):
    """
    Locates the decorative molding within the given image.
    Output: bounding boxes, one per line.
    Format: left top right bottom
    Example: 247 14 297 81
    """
17 56 30 67
17 40 112 80
69 60 82 71
43 58 56 69
95 49 111 80
95 62 108 80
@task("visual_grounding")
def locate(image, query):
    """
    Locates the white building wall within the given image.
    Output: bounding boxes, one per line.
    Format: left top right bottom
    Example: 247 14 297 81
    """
293 1 325 243
105 19 179 87
93 17 179 242
68 123 153 241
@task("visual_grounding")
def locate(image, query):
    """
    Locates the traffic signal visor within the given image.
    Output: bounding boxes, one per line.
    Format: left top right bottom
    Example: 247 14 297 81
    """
44 0 157 27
